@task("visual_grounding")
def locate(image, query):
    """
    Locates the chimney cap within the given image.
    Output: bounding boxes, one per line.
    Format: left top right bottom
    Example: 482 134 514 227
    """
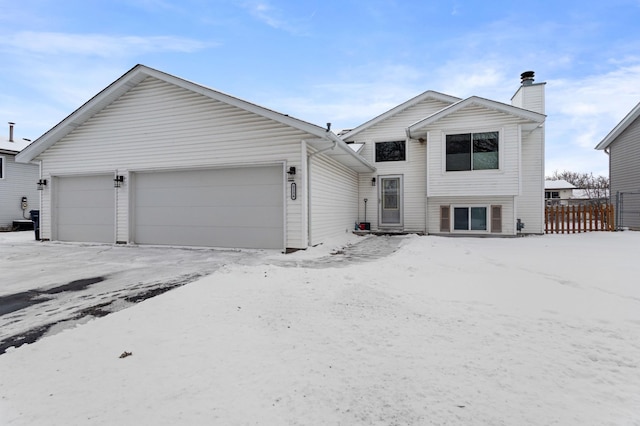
520 71 535 85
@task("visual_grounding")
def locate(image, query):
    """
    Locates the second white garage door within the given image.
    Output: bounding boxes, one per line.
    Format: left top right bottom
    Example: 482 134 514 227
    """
133 166 284 249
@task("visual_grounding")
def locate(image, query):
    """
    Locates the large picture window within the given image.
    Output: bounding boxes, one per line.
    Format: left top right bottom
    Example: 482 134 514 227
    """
446 132 498 171
375 141 406 162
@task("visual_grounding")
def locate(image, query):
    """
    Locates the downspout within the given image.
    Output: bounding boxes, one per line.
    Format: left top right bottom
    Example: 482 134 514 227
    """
306 132 338 246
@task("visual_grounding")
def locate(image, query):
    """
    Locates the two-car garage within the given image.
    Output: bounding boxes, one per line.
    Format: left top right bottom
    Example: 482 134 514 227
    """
53 166 284 249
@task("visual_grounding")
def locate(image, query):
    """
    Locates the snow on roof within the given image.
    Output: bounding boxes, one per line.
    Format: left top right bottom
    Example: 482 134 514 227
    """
0 136 33 154
544 179 577 190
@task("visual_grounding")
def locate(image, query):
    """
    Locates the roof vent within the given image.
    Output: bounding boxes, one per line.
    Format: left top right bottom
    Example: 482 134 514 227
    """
8 122 15 142
520 71 535 86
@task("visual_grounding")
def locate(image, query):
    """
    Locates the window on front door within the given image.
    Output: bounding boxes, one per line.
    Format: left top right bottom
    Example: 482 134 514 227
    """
446 132 499 171
375 141 406 162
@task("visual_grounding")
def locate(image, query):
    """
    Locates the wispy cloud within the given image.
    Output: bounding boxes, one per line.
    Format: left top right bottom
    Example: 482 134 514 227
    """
239 1 310 35
0 31 213 57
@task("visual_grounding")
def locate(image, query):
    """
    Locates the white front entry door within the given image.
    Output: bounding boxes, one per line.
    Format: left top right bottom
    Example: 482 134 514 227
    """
378 175 403 228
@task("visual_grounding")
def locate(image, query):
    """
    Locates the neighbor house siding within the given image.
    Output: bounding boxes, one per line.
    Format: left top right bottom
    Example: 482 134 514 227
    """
609 116 640 229
36 76 313 248
309 150 358 245
0 154 39 228
426 107 523 197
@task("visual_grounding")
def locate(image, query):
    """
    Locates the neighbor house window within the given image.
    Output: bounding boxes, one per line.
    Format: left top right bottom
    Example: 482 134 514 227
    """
0 156 4 179
375 141 406 162
446 132 498 171
545 191 560 199
453 207 487 231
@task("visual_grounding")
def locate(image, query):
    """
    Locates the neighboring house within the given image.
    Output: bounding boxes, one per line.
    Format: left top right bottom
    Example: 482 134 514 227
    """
342 72 546 236
16 65 546 250
544 179 576 206
595 101 640 230
0 123 39 230
16 65 375 250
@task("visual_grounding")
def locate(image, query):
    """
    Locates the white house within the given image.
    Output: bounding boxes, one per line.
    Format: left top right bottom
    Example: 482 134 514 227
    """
16 65 545 250
544 179 576 205
0 123 39 230
344 71 546 236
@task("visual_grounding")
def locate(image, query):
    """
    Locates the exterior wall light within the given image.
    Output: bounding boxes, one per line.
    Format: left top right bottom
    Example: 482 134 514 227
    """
37 179 47 190
114 175 125 188
371 177 376 186
287 166 296 182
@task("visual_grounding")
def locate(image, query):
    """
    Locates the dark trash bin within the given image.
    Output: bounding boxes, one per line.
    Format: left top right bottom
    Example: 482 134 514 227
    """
29 210 40 240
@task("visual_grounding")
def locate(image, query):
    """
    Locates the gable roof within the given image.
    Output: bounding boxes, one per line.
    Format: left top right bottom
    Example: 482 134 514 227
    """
595 101 640 150
340 90 460 140
16 64 375 173
406 96 546 139
545 179 576 190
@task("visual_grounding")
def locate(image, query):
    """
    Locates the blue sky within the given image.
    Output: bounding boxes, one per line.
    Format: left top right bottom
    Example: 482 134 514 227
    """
2 0 640 176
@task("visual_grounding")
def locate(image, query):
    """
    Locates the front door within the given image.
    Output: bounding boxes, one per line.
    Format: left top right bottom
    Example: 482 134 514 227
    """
379 175 403 228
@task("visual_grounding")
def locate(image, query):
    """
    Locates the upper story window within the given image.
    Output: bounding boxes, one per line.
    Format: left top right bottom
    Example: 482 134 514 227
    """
375 141 406 162
0 156 4 179
445 131 499 171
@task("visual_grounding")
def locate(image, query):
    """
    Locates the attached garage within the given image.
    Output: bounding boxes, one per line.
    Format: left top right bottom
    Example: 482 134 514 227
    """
55 175 114 243
133 166 284 249
15 65 375 250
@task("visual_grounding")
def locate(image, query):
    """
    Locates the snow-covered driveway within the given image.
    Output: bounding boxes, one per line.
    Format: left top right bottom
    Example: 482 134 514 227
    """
0 232 274 353
0 231 403 354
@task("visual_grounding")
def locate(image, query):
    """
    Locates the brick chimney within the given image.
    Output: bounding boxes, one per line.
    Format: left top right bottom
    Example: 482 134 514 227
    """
511 71 545 115
8 122 14 142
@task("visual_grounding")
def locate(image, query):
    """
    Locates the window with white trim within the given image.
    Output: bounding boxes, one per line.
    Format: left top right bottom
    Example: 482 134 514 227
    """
440 204 502 233
0 156 4 179
454 206 487 231
375 141 406 162
446 131 499 171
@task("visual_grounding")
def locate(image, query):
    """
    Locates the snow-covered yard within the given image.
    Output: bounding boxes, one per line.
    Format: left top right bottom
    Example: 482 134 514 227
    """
1 232 639 425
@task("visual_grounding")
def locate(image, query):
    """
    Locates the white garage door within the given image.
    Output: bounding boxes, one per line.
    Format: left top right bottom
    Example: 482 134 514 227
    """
55 175 115 243
134 166 284 249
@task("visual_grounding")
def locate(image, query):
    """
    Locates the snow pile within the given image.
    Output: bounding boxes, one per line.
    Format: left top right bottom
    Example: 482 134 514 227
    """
1 232 639 425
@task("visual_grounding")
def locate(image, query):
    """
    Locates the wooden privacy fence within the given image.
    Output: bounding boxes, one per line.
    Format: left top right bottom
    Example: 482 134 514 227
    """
545 204 615 234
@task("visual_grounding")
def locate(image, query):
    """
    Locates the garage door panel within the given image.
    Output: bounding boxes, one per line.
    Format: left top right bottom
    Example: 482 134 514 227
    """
136 184 282 208
57 207 114 226
135 225 282 249
134 166 283 249
56 175 114 243
136 205 282 227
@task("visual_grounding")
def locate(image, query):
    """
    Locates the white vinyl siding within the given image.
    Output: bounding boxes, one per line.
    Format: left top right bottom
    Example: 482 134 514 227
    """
345 100 445 233
0 154 40 228
427 107 524 197
511 83 545 115
515 125 545 234
35 76 312 248
309 151 358 245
